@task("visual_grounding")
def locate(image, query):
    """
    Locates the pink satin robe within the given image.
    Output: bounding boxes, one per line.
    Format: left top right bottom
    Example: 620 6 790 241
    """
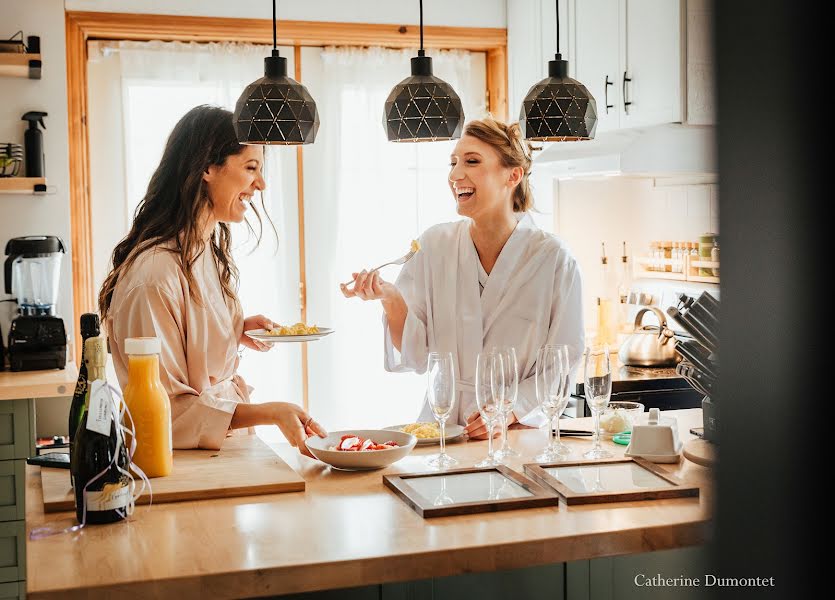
107 242 249 449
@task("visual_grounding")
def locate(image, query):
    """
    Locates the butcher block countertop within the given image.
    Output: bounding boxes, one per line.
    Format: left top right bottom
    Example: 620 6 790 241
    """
0 361 78 400
25 409 712 599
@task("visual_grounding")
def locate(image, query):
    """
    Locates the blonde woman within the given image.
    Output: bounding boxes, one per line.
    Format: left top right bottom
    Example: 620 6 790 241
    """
341 118 584 438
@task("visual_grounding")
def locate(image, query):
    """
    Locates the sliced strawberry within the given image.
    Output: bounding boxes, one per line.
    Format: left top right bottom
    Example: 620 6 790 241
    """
339 436 360 451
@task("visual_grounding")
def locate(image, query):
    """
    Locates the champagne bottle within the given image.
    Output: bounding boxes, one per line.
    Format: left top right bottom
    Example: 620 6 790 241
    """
68 313 100 486
71 336 131 525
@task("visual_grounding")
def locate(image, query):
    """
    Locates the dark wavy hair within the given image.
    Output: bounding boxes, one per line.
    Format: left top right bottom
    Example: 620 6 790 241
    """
99 105 273 320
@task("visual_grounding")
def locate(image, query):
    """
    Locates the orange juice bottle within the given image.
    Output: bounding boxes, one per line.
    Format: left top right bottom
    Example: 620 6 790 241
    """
123 337 173 477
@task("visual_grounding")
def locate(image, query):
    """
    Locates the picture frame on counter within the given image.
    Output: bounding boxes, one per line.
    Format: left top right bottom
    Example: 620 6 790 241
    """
523 457 700 506
383 466 559 518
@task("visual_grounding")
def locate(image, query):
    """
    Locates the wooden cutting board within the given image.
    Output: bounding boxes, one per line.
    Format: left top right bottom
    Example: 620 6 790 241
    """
41 434 305 513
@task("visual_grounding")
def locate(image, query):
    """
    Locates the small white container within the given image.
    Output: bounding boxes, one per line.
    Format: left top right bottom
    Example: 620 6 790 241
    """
625 408 682 463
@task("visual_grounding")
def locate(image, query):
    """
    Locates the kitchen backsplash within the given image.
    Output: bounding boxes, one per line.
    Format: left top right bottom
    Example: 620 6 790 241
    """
551 176 719 322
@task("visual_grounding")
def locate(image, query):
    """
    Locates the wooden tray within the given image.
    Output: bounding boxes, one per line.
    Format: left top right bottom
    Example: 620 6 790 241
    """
41 434 304 512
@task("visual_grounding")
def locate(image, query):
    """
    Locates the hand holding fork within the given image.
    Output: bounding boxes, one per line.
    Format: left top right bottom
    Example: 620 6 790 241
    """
339 246 418 300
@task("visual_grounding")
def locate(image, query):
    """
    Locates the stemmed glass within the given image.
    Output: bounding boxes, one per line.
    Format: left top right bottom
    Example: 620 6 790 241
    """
534 344 571 462
583 344 613 459
475 350 504 467
494 347 520 460
425 352 458 469
433 477 454 506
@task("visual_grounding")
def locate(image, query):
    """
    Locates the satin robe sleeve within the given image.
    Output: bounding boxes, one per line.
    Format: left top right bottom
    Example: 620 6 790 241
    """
383 248 430 375
515 255 585 427
111 283 238 450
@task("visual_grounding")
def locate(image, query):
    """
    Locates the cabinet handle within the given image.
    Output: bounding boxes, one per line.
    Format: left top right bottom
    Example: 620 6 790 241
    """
605 75 614 113
623 71 632 114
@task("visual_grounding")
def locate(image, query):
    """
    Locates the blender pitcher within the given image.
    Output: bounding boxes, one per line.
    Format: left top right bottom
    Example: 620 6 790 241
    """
4 236 66 316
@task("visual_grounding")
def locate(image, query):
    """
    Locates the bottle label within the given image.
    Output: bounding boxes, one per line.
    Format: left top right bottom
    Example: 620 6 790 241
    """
86 380 115 436
85 482 130 511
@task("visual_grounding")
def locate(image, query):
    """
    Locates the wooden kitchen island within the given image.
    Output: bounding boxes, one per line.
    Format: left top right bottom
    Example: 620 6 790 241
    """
25 409 713 600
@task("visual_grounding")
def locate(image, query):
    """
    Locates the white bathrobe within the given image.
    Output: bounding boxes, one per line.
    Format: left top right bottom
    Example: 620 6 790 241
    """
384 213 584 427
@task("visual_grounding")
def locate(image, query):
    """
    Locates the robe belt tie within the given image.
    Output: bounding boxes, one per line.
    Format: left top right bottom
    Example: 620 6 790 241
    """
455 379 476 393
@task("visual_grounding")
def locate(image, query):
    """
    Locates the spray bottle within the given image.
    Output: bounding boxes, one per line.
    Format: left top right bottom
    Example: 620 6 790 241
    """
21 111 48 178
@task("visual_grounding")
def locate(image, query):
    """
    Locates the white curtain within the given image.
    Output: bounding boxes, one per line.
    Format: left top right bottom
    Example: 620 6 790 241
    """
301 47 487 431
87 41 488 438
87 41 304 441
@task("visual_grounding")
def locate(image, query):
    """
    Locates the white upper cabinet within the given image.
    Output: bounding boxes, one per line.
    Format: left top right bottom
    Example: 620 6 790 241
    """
507 0 571 122
685 0 715 124
510 0 684 131
620 0 683 128
574 0 621 133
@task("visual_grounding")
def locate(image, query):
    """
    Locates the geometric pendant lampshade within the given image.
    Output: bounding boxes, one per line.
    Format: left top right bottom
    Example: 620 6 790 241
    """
233 0 319 145
383 53 464 142
383 0 464 142
520 0 596 141
519 57 597 141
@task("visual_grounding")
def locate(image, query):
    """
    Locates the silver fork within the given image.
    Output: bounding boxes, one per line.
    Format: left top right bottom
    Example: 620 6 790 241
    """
341 249 417 287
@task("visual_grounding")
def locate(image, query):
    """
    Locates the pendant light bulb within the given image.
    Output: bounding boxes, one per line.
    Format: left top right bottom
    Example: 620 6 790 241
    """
519 0 597 141
382 0 464 142
233 0 319 145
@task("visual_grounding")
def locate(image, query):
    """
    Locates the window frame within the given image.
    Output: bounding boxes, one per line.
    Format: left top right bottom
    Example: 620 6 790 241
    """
66 11 508 407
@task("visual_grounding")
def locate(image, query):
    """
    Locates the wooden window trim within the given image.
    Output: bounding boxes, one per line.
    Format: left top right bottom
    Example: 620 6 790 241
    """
66 11 508 368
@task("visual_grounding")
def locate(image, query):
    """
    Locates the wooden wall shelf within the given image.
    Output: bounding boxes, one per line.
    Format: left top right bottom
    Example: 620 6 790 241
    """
0 177 47 194
634 255 719 284
0 53 42 79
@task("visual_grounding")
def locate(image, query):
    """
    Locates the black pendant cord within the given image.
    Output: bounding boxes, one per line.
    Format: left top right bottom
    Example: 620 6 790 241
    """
272 0 277 52
419 0 425 57
555 0 560 58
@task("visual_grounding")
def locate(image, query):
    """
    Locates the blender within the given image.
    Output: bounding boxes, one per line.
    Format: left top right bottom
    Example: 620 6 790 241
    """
4 236 67 371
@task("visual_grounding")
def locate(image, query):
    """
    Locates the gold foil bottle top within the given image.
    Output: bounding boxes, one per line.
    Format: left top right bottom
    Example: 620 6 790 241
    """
84 336 107 370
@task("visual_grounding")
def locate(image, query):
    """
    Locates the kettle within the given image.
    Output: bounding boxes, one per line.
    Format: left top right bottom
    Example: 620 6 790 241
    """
618 307 680 367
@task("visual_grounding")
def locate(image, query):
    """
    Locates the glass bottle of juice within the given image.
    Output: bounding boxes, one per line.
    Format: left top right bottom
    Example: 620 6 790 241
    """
123 337 173 478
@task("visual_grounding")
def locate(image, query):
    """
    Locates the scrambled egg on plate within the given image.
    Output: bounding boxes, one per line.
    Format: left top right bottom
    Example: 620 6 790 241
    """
266 322 320 336
401 422 440 439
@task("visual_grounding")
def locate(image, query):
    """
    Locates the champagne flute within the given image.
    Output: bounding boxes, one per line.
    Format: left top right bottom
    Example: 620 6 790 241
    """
534 345 571 462
583 344 613 459
494 346 520 460
425 352 458 469
433 476 454 506
475 350 504 467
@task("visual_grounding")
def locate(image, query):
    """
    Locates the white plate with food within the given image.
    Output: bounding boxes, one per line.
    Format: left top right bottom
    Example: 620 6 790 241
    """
245 325 334 343
383 422 465 446
305 429 417 471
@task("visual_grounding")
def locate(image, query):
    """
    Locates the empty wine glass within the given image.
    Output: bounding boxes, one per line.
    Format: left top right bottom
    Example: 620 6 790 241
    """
475 350 504 467
425 352 458 469
494 346 520 460
433 477 455 506
534 344 571 462
583 344 613 459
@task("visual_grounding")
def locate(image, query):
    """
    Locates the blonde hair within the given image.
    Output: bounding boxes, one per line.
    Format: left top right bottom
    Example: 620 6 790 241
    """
462 118 534 212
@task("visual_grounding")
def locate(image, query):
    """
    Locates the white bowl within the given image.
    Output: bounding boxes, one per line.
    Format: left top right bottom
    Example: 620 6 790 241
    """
305 429 417 471
599 401 645 437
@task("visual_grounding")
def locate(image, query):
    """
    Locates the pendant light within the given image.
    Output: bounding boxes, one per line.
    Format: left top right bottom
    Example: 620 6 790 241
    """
383 0 464 142
520 0 597 141
233 0 319 145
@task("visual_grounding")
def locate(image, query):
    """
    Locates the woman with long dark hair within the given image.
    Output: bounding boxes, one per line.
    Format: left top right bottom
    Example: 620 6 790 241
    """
100 105 325 452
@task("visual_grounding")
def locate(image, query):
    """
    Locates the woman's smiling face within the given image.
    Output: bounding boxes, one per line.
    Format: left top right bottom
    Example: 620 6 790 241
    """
448 134 518 220
203 145 266 224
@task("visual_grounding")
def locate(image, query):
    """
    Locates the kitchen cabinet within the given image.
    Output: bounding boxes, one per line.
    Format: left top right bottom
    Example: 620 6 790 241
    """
507 0 570 121
572 0 682 130
509 0 683 130
685 0 715 124
0 364 77 594
573 0 621 132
